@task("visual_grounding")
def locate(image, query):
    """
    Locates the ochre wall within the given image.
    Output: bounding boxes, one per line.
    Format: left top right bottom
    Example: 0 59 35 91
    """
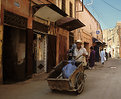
2 0 29 18
0 0 30 83
56 27 69 65
32 0 55 4
75 0 103 41
56 0 75 18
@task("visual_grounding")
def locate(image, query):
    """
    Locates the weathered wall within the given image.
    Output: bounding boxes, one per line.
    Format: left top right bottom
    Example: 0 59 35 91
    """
56 27 69 64
33 0 55 4
75 0 103 41
103 26 120 58
117 22 121 58
2 0 29 18
0 0 29 83
1 0 70 78
56 0 75 18
75 0 103 53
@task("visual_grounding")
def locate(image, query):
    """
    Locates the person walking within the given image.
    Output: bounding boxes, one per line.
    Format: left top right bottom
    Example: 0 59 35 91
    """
89 46 95 69
105 49 108 61
100 49 106 65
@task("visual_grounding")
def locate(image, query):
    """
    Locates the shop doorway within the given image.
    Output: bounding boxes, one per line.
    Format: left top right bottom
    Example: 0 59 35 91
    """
33 33 46 73
2 25 26 83
47 35 56 72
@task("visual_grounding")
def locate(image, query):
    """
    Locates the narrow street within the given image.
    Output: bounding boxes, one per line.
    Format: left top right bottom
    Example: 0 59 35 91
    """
0 58 121 99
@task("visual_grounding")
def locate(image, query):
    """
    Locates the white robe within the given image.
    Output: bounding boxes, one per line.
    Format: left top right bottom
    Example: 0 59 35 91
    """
100 50 106 64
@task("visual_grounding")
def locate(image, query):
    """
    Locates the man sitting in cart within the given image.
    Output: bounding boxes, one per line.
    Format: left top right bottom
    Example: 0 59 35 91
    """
74 40 88 66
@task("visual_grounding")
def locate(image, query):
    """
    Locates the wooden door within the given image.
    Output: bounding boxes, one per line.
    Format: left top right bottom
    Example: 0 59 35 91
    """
47 35 56 72
26 29 33 78
3 25 26 83
59 35 67 62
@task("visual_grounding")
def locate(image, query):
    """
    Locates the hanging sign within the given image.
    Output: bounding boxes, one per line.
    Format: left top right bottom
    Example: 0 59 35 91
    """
96 30 100 34
14 2 20 7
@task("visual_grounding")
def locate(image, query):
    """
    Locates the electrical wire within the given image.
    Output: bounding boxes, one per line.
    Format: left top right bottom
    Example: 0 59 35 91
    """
102 0 121 13
90 4 109 29
86 0 118 29
92 3 121 29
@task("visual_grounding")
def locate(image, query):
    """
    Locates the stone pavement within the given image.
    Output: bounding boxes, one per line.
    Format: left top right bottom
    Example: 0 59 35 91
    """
0 58 121 99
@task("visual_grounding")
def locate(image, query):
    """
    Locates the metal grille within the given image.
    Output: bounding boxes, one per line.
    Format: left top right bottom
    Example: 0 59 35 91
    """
33 21 48 33
4 10 27 28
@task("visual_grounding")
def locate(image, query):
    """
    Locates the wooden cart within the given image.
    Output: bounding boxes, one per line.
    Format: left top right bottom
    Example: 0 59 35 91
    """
47 61 86 94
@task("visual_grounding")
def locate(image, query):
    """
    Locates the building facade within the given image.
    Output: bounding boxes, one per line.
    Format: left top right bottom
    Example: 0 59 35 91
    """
0 0 85 83
1 0 32 83
103 23 120 58
0 0 67 83
117 22 121 58
56 0 75 18
75 0 103 53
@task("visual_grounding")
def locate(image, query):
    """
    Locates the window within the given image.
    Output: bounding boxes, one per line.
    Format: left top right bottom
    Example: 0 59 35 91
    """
70 2 73 17
62 0 65 12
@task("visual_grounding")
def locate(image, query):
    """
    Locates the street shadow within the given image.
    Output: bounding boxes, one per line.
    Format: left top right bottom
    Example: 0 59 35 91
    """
48 89 80 96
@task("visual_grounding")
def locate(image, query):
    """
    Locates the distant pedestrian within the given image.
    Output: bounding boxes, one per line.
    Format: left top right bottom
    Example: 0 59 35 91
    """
109 52 111 58
94 45 100 62
100 49 106 65
89 46 95 69
105 49 108 61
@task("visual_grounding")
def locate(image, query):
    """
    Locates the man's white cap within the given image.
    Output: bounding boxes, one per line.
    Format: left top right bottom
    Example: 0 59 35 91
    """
76 40 82 43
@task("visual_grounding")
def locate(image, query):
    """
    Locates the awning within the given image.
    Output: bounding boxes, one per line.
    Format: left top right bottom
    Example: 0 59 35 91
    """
32 4 68 22
92 37 102 45
56 17 85 31
102 42 107 47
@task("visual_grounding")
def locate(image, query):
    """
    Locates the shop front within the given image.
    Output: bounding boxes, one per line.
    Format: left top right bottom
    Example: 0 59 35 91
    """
56 17 85 63
32 3 67 72
2 10 27 83
32 20 48 73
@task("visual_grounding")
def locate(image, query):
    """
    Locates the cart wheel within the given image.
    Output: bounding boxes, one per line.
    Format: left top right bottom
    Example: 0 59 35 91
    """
76 80 85 94
75 72 85 94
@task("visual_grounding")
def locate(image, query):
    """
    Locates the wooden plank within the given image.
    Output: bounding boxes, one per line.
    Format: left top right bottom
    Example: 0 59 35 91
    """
69 64 84 87
47 35 57 72
59 35 67 62
26 29 33 78
48 79 71 91
0 25 3 83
